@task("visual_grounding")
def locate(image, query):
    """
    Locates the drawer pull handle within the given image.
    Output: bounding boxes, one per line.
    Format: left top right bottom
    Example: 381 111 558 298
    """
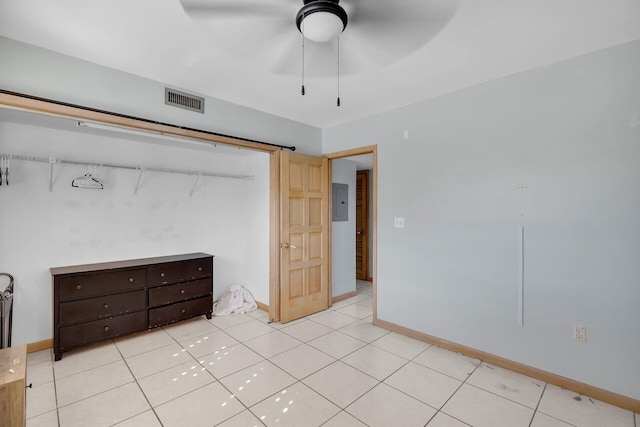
104 326 110 332
180 289 185 294
76 284 82 290
197 266 203 272
160 272 166 277
181 309 186 314
103 304 109 309
128 277 134 283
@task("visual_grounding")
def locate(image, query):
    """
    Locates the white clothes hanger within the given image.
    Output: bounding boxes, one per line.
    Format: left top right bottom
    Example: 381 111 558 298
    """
72 166 104 190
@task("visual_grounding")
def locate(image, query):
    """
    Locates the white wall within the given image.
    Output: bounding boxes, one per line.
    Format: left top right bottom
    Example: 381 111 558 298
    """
323 40 640 399
0 36 322 155
331 159 356 298
0 118 270 345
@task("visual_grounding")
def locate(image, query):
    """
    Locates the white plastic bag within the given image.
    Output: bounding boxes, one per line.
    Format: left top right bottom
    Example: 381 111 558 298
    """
212 285 257 316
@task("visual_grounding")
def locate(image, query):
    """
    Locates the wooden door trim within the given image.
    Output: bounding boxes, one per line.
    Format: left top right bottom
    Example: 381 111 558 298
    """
324 145 377 320
269 150 281 322
327 159 333 306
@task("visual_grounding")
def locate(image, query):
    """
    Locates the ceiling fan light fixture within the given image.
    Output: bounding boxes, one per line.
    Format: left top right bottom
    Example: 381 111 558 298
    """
296 0 347 43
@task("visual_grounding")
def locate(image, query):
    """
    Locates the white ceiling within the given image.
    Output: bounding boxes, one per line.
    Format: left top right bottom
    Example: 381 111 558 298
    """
1 0 639 129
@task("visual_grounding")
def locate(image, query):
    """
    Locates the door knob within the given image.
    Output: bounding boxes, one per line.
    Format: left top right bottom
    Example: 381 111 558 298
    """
280 243 297 249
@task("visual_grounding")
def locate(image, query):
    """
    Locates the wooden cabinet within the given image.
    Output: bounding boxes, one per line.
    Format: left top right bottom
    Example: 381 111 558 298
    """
0 344 26 427
51 253 213 361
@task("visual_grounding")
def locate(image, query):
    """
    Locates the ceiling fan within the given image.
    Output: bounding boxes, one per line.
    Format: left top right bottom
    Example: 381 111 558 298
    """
179 0 460 77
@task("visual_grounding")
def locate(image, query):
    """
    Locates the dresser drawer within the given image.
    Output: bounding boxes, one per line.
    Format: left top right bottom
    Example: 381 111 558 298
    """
149 296 212 328
148 279 212 308
58 290 146 326
148 258 212 286
59 311 147 351
58 269 146 302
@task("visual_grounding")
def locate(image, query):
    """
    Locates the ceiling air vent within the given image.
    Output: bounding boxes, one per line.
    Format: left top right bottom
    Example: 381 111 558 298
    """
165 88 205 114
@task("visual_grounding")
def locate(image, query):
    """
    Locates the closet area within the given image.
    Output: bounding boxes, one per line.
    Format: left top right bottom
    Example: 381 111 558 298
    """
0 106 271 350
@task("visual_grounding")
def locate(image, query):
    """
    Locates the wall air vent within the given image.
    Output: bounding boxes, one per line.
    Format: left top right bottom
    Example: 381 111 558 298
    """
165 88 205 114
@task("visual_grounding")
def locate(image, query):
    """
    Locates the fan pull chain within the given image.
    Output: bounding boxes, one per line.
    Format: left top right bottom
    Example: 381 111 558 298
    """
337 36 341 107
301 16 306 96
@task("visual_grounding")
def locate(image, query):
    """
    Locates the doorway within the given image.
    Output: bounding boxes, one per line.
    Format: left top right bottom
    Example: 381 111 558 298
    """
356 170 370 281
326 146 377 320
268 145 377 324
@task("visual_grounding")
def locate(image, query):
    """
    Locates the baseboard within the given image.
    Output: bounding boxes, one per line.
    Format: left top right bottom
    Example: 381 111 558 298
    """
26 339 53 353
256 301 269 312
373 317 640 413
332 291 357 304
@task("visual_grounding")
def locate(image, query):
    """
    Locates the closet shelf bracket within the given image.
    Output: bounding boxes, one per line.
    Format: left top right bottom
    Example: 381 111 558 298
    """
190 174 201 197
134 167 145 195
49 157 56 192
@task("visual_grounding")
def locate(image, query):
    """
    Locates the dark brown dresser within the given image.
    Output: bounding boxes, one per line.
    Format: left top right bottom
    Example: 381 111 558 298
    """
51 253 213 361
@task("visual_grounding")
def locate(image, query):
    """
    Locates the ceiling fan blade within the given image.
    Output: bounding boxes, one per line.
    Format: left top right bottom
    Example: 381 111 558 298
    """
180 0 295 19
263 39 348 78
344 0 461 65
259 32 303 74
204 15 294 62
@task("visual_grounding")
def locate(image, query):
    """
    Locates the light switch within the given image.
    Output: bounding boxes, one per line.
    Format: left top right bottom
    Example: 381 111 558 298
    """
394 217 405 228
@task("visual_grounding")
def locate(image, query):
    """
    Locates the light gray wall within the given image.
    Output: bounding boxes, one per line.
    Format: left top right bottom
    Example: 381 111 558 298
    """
0 36 322 155
0 118 270 346
323 40 640 400
331 159 356 298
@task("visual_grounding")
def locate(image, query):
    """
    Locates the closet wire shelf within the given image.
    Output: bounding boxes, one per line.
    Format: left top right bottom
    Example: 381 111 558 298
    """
0 153 254 195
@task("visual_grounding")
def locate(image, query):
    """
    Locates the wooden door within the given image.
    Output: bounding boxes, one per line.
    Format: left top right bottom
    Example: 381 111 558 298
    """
356 170 370 280
280 152 329 322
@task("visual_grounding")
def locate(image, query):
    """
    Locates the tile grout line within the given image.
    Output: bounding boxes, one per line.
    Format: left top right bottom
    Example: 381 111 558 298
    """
50 348 62 427
48 339 158 425
222 297 377 426
113 337 165 426
528 382 548 427
149 319 261 426
313 325 411 424
422 355 481 426
112 321 232 425
203 315 312 426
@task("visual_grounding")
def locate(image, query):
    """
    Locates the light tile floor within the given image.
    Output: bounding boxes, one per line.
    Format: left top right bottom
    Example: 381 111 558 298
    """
26 280 638 427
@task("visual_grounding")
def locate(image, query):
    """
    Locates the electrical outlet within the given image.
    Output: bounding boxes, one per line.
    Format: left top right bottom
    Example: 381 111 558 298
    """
394 217 405 228
574 324 587 342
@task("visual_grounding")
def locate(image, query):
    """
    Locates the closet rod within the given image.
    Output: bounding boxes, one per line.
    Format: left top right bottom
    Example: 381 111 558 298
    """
0 154 254 180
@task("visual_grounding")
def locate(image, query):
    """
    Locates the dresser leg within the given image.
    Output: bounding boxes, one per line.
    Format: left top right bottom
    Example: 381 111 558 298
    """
54 352 62 361
206 312 212 320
